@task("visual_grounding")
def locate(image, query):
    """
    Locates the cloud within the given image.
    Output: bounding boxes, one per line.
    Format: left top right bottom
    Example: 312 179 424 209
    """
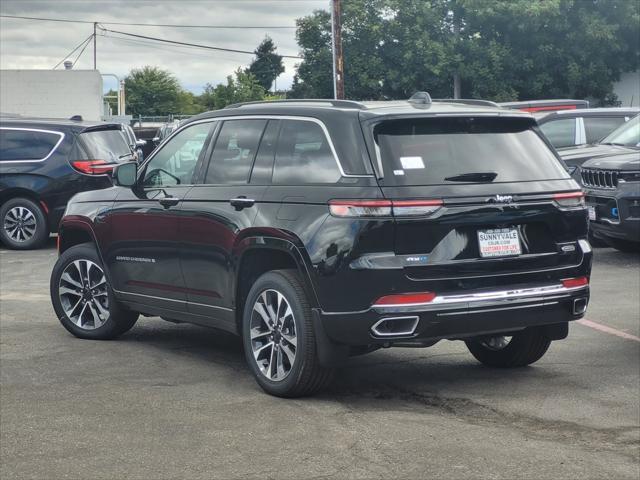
0 0 328 93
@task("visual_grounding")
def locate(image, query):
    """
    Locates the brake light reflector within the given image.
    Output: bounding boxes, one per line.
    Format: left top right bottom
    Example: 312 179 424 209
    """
329 199 443 217
561 276 589 289
553 191 585 208
70 159 114 175
374 291 437 306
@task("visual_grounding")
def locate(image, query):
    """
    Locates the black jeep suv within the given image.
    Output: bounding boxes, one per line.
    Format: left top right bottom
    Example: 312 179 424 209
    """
1 117 135 249
50 95 592 397
581 151 640 252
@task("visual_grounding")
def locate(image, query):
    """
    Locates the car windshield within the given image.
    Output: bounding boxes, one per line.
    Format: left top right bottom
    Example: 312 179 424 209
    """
373 116 569 185
600 114 640 147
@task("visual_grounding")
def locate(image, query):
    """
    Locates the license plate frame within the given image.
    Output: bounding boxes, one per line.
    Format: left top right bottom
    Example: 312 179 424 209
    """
477 227 522 258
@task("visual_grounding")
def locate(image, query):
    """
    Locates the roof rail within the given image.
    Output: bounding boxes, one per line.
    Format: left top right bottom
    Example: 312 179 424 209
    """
224 99 367 109
432 98 501 108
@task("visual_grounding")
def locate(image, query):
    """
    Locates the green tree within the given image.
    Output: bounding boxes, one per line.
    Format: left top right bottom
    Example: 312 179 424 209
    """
291 0 640 104
248 36 285 91
124 66 183 116
200 69 266 110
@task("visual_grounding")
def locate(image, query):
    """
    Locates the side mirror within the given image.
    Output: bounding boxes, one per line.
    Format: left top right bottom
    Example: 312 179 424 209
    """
113 161 138 187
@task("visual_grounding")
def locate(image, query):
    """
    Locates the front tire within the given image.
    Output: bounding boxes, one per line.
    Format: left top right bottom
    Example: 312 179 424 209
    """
604 237 640 253
242 270 333 397
50 243 138 340
465 328 551 368
0 197 48 249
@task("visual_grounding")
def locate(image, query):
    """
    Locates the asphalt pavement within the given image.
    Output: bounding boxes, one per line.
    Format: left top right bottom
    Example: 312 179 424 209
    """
1 240 638 479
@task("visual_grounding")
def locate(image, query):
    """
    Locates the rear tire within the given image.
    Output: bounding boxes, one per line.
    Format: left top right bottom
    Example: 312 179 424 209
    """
242 269 334 397
465 328 551 368
0 197 48 250
50 243 138 340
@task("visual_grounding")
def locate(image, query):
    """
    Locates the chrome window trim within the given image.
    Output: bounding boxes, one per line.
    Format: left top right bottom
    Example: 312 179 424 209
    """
146 115 374 179
0 127 65 163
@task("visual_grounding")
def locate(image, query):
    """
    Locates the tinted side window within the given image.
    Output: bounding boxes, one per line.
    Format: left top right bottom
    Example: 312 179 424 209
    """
539 118 576 148
206 119 267 185
142 122 213 187
584 116 626 144
273 120 341 184
0 129 62 161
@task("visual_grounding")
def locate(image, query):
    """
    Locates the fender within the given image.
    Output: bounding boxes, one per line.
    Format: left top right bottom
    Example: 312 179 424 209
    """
233 234 322 309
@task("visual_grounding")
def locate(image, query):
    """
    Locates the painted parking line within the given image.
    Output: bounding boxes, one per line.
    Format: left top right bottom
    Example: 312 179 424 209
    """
577 319 640 342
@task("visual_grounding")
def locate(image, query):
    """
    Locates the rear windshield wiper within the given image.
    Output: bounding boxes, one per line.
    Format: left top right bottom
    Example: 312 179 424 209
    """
444 172 498 182
600 142 627 146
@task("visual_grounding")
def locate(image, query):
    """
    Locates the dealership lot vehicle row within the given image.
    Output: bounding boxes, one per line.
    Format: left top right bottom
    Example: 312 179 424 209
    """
0 244 638 479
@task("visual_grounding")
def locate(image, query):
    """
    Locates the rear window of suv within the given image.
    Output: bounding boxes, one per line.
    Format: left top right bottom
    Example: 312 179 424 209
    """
76 129 133 162
373 116 569 185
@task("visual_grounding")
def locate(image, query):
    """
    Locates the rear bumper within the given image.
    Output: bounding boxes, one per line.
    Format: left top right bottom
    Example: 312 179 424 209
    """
318 282 590 346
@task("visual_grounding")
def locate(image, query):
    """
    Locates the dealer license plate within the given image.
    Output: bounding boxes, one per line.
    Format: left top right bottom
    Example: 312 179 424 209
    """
478 228 522 258
588 206 597 221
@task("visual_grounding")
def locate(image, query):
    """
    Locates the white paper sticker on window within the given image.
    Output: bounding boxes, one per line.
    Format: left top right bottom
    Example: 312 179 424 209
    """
400 156 425 169
393 169 405 176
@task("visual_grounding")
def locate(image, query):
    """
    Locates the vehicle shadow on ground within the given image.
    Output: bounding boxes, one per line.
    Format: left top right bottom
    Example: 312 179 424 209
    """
117 318 559 399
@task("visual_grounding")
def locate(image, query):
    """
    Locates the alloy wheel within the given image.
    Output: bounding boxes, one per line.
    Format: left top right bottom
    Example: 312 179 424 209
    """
481 335 512 351
3 206 37 243
250 289 297 381
58 259 110 329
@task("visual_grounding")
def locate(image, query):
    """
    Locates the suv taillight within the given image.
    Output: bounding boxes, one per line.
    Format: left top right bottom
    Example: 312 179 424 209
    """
329 199 443 218
553 191 585 208
70 159 114 175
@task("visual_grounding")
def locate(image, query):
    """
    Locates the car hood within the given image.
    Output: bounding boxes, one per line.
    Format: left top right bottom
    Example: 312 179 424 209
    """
581 151 640 171
558 144 637 162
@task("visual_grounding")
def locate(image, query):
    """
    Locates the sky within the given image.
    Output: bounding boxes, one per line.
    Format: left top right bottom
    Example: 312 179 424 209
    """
0 0 329 94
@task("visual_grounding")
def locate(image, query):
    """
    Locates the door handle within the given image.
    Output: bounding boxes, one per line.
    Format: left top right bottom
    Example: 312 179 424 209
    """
159 196 180 208
229 197 255 210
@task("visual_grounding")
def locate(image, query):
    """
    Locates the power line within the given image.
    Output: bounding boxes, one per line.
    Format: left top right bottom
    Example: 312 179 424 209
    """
99 27 301 59
73 34 93 68
52 34 94 69
0 14 297 29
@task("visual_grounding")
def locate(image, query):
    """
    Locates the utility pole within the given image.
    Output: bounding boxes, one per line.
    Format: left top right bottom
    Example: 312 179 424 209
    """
452 10 461 98
331 0 345 99
93 22 97 70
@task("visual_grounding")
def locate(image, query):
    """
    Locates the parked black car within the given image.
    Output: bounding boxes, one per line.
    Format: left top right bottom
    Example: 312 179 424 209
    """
559 114 640 171
121 123 146 162
0 116 135 249
581 151 640 252
536 108 638 149
50 95 592 397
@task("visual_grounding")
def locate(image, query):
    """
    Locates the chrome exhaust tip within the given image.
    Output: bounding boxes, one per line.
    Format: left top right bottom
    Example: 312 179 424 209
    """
573 297 588 315
371 316 419 338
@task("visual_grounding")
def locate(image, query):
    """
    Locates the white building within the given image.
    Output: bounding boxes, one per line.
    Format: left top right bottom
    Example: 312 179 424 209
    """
0 69 103 120
613 70 640 107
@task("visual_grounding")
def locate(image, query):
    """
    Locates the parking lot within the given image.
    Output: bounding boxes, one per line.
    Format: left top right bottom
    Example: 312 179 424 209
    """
0 241 638 479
